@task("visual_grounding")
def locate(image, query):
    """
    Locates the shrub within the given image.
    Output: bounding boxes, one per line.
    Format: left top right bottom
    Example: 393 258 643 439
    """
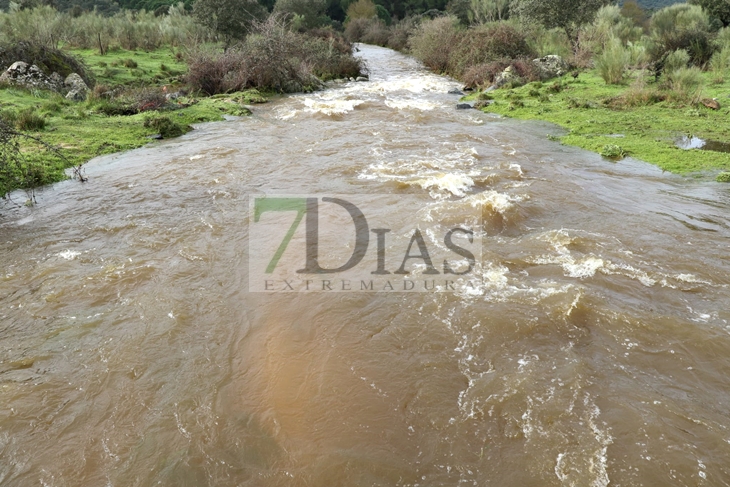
664 66 704 103
710 46 730 83
650 4 716 65
123 58 138 69
409 16 463 73
664 49 691 73
716 172 730 182
16 108 46 131
346 0 377 20
361 20 390 45
143 116 189 138
461 60 509 88
448 22 536 77
596 36 631 84
601 144 626 159
187 18 362 94
387 17 419 51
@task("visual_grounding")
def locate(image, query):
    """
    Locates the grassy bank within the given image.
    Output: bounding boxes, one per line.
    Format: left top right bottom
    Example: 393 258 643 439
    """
0 48 270 200
470 70 730 176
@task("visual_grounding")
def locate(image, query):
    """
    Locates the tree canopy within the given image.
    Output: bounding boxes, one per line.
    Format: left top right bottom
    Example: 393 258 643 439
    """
510 0 610 42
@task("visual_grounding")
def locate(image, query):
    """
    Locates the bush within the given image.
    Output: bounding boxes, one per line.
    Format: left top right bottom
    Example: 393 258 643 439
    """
123 58 138 69
361 20 391 45
601 144 626 159
409 16 464 73
716 172 730 182
596 36 631 84
664 49 691 73
187 18 362 94
710 46 730 83
448 22 536 77
16 108 46 131
650 4 716 65
386 17 419 51
664 66 704 103
143 116 189 138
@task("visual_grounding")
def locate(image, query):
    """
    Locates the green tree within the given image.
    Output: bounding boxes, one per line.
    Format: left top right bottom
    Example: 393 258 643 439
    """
192 0 267 46
273 0 327 28
688 0 730 27
510 0 609 46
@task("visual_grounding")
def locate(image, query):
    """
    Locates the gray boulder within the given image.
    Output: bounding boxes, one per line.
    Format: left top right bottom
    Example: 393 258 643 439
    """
0 61 62 92
494 65 521 88
532 55 569 80
456 103 473 109
64 73 89 101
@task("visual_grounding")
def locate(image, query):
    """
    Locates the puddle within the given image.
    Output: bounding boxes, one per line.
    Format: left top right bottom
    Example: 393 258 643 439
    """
676 136 730 153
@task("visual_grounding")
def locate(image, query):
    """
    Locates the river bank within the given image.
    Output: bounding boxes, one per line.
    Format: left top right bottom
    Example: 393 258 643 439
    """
0 47 276 200
468 69 730 179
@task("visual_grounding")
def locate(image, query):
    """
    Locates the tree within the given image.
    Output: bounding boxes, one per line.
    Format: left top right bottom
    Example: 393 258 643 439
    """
510 0 609 46
688 0 730 27
192 0 267 46
621 0 647 28
273 0 327 28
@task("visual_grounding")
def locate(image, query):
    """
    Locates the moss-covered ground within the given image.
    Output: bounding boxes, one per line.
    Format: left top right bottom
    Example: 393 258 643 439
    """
469 70 730 178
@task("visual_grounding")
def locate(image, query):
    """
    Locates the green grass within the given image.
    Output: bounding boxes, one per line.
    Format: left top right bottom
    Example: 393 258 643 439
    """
68 47 188 87
472 70 730 176
0 46 271 198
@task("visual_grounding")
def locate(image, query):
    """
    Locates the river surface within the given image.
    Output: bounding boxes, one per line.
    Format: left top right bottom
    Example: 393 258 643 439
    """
2 44 730 486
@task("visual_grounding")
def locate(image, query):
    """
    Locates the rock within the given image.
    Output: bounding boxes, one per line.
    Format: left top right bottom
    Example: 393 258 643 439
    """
448 88 464 95
349 77 355 82
532 55 569 80
0 61 61 92
165 91 181 100
147 133 163 140
494 65 521 88
701 98 720 110
64 73 89 101
48 72 64 91
356 76 368 82
456 103 473 109
462 86 474 92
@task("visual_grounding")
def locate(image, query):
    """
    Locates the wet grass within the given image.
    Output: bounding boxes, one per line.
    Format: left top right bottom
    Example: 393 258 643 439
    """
470 70 730 176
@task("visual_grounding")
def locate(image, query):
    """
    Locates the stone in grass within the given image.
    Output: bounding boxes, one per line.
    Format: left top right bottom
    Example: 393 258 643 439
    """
701 98 721 110
64 73 89 101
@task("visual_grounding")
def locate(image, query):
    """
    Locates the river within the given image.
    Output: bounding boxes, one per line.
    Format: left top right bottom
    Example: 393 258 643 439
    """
1 44 730 486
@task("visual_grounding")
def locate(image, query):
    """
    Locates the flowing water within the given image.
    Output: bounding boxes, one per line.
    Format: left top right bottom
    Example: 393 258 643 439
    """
2 44 730 486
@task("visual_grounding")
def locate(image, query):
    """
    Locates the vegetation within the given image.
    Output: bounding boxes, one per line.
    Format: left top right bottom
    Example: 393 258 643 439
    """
0 2 363 200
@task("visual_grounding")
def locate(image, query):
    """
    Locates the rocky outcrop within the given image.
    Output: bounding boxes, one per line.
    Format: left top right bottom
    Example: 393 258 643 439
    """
0 61 90 101
532 55 569 80
0 61 63 92
64 73 89 101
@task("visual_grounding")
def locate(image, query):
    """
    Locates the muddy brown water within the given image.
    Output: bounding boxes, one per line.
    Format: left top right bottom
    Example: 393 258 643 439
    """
2 44 730 486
